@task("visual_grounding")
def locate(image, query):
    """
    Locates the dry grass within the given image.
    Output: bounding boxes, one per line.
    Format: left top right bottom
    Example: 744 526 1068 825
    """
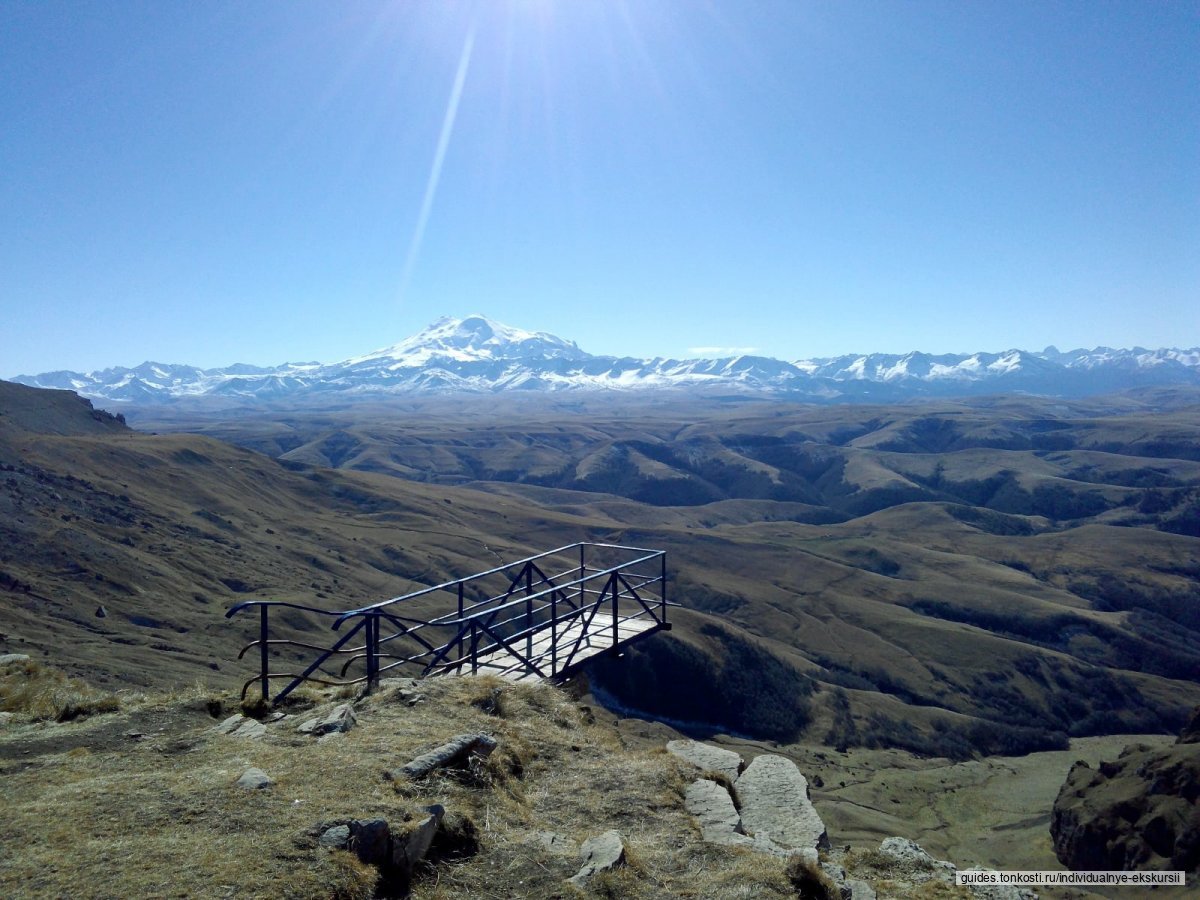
784 855 841 900
0 661 1131 899
0 669 821 899
0 657 120 722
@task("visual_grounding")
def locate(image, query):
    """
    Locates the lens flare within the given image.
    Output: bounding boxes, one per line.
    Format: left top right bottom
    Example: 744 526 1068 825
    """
397 25 476 305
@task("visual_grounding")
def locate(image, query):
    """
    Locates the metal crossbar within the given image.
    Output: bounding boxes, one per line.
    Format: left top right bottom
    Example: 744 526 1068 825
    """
226 542 670 701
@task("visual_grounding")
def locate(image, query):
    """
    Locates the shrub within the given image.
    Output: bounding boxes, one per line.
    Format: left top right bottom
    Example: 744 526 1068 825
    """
0 658 120 722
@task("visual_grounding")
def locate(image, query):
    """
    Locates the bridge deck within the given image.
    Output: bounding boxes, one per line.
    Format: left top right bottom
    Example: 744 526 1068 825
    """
455 613 660 681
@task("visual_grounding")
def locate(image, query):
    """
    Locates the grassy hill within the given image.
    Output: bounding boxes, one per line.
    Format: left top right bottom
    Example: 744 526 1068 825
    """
5 382 1200 761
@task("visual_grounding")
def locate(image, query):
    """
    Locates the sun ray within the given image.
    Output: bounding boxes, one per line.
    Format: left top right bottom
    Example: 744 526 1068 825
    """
397 23 476 306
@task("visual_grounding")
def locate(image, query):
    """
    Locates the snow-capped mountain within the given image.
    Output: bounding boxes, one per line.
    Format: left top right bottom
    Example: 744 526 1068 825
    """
12 315 1200 405
338 315 588 370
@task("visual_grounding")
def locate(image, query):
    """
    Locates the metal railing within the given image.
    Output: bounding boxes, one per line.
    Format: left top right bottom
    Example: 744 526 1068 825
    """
226 542 669 702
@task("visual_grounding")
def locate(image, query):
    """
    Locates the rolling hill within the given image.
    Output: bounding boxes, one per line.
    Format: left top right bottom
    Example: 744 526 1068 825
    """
4 379 1199 761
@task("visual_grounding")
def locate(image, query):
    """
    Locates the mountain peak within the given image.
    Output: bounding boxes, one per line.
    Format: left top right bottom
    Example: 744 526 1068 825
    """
339 315 588 368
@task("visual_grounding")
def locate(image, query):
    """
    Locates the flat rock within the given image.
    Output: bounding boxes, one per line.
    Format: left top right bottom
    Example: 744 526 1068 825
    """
230 719 266 739
667 739 744 781
736 755 829 851
235 767 273 790
569 830 627 886
0 654 30 665
685 779 746 846
214 714 246 735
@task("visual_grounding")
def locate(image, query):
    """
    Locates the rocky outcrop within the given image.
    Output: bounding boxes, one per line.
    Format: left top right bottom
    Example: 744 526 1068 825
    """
736 754 830 852
676 749 828 866
1051 738 1200 872
311 805 449 892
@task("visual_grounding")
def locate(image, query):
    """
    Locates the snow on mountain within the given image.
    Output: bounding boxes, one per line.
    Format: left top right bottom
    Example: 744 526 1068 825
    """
337 315 588 370
10 316 1200 404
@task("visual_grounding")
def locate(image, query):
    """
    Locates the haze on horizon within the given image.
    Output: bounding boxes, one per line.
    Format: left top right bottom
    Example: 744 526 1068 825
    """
2 0 1197 378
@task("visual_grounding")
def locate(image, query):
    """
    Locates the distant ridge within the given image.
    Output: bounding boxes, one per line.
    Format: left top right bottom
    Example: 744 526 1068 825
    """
12 314 1200 404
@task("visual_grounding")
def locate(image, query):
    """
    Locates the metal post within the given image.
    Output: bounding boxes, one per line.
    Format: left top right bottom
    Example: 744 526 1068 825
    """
259 605 271 701
365 614 378 693
661 552 668 625
525 563 534 675
579 544 586 606
611 573 619 648
551 592 558 677
457 582 465 664
470 621 479 675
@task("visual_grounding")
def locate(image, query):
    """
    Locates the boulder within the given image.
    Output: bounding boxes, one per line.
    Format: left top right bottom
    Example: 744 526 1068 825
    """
349 818 391 867
736 755 829 851
0 653 30 665
667 739 744 781
685 779 747 846
312 703 357 736
319 824 351 849
569 830 627 886
235 768 273 790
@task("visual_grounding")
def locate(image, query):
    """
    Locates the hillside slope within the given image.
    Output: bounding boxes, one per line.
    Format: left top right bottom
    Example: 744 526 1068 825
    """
3 381 1198 762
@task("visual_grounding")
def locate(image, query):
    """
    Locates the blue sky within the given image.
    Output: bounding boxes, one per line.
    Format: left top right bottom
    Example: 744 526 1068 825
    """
2 0 1197 376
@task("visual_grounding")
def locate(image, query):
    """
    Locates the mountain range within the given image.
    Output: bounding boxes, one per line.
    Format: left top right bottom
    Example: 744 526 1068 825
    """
13 314 1200 404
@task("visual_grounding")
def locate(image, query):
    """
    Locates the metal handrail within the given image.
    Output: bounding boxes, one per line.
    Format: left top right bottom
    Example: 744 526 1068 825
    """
225 542 668 701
